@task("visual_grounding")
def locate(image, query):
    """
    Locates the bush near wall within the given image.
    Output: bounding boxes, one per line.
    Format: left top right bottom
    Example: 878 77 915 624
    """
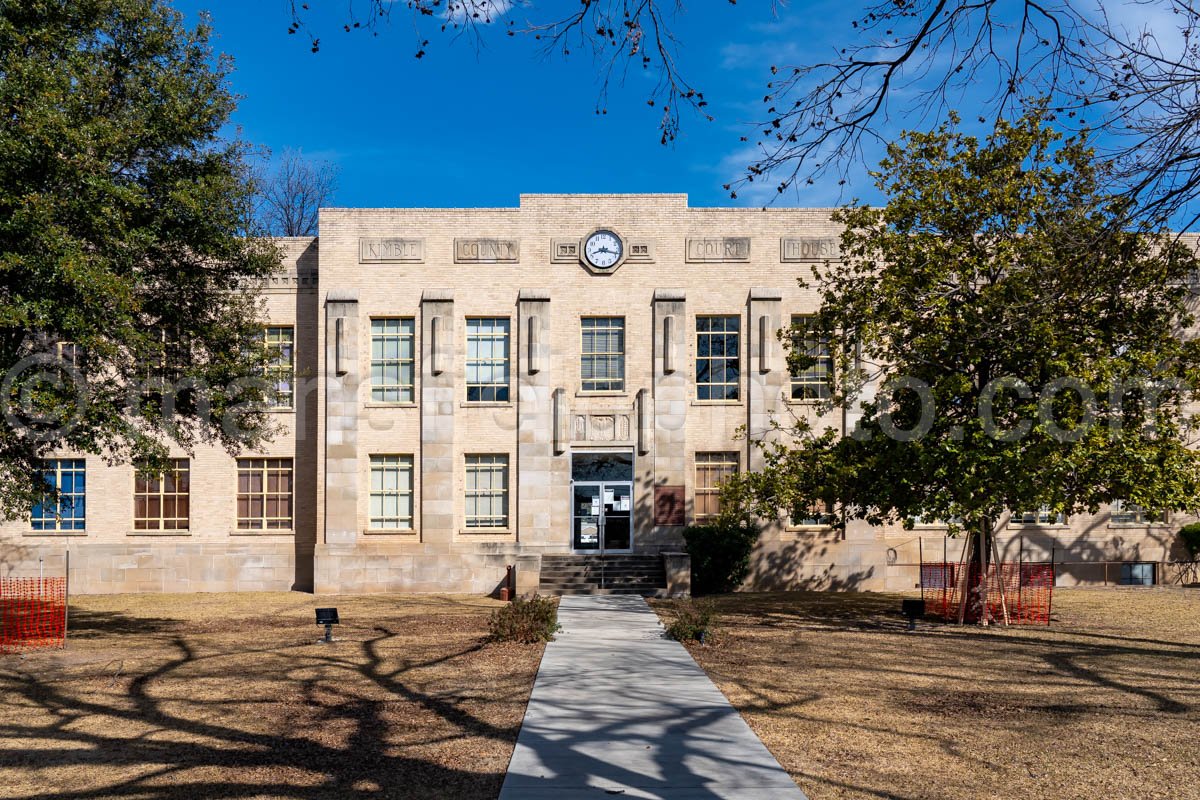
487 596 561 643
683 520 761 595
1179 523 1200 561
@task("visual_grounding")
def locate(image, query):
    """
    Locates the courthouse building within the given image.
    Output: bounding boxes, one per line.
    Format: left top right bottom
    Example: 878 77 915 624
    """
0 195 1190 594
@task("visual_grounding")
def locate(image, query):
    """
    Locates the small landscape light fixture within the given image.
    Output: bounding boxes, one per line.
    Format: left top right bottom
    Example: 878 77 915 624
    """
901 598 926 631
315 607 339 643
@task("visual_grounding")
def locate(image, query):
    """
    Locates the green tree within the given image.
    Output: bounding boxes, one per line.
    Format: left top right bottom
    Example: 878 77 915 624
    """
0 0 280 515
724 111 1200 622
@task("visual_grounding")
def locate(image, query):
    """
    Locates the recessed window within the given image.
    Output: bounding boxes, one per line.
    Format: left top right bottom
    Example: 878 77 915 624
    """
261 326 295 409
1110 501 1160 524
237 458 293 530
1119 562 1155 585
792 502 836 527
466 317 511 402
465 455 509 529
1013 507 1066 525
696 316 740 401
695 452 738 522
370 455 414 530
134 459 190 530
371 318 416 403
581 316 625 392
790 315 832 401
31 459 86 531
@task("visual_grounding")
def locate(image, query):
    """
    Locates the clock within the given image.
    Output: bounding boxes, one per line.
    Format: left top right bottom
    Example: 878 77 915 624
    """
583 229 624 269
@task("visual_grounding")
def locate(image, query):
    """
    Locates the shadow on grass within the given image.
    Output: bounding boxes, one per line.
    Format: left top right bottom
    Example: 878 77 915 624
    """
0 606 537 800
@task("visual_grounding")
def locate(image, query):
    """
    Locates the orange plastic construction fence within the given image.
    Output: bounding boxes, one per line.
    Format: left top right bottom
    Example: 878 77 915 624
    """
921 562 1054 625
0 577 67 653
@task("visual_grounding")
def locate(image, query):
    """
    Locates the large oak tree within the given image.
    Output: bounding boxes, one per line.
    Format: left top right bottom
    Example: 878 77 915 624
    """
0 0 280 515
723 111 1200 621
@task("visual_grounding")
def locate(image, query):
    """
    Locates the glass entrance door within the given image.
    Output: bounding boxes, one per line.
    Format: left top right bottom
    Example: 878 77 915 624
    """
572 481 633 552
571 451 635 553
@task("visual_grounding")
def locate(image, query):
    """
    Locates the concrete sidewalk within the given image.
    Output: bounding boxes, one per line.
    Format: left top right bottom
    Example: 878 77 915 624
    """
499 595 808 799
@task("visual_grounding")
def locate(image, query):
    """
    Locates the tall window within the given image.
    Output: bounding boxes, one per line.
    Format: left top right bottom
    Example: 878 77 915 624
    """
466 318 510 402
56 341 81 369
695 452 738 522
1013 507 1066 525
465 455 509 529
31 459 86 531
790 315 832 401
696 316 740 401
371 318 415 403
261 326 295 409
237 458 293 530
1110 501 1159 525
134 459 190 530
370 455 414 530
581 317 625 392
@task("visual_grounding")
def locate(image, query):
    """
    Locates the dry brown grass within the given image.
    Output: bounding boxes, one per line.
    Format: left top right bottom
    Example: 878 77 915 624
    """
0 592 543 800
653 589 1200 800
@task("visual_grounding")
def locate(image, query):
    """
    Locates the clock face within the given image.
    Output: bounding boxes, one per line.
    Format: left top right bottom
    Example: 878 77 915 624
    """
584 230 623 269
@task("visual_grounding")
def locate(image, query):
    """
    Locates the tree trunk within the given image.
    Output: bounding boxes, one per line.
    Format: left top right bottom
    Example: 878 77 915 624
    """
959 517 995 626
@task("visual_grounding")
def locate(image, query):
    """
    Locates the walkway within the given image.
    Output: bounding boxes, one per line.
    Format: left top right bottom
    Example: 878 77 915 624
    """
499 595 808 799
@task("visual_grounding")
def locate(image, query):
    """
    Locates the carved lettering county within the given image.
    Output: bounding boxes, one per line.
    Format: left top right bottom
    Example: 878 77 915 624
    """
685 237 751 262
454 238 519 263
781 237 840 262
359 238 424 263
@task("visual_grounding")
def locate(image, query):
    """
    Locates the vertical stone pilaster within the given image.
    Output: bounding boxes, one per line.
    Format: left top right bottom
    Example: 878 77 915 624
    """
653 289 687 530
421 290 455 545
517 289 553 545
324 290 360 546
747 288 785 472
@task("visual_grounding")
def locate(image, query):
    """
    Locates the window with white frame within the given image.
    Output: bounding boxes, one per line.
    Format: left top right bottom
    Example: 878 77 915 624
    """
790 315 833 401
31 459 86 531
370 455 414 530
581 317 625 392
261 326 295 409
1013 507 1066 525
1110 501 1160 525
371 318 415 403
696 316 740 401
792 502 837 527
236 458 293 530
695 452 738 522
465 455 509 529
465 317 511 402
134 459 190 530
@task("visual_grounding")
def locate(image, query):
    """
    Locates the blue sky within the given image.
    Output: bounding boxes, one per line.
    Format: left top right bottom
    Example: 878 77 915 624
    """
173 1 880 209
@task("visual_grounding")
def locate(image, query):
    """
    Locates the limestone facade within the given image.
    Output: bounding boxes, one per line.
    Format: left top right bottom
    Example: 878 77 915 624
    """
0 195 1192 593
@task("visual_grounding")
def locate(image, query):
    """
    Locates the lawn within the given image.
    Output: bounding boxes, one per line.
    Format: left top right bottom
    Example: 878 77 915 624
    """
0 593 543 800
653 589 1200 800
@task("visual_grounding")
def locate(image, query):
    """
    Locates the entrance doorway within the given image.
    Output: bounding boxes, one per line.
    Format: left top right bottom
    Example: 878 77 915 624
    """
571 451 634 553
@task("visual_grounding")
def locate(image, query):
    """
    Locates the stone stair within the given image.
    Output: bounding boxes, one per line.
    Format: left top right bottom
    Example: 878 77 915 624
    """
538 554 668 596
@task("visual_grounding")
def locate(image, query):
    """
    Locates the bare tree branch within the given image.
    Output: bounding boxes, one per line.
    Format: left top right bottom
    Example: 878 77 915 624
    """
257 149 339 237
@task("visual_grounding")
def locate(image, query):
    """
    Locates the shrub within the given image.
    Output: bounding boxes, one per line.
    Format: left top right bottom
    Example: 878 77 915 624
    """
682 519 761 595
487 595 561 643
1179 523 1200 561
664 599 718 643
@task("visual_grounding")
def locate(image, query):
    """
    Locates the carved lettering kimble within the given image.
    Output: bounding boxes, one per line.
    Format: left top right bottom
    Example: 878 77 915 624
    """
359 237 424 263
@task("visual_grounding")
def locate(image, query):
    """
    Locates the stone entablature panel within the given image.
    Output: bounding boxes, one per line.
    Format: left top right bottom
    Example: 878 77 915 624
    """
359 237 424 263
780 236 841 262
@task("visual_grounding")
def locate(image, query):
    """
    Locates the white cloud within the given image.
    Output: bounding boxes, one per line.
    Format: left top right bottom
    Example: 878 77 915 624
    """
443 0 516 25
